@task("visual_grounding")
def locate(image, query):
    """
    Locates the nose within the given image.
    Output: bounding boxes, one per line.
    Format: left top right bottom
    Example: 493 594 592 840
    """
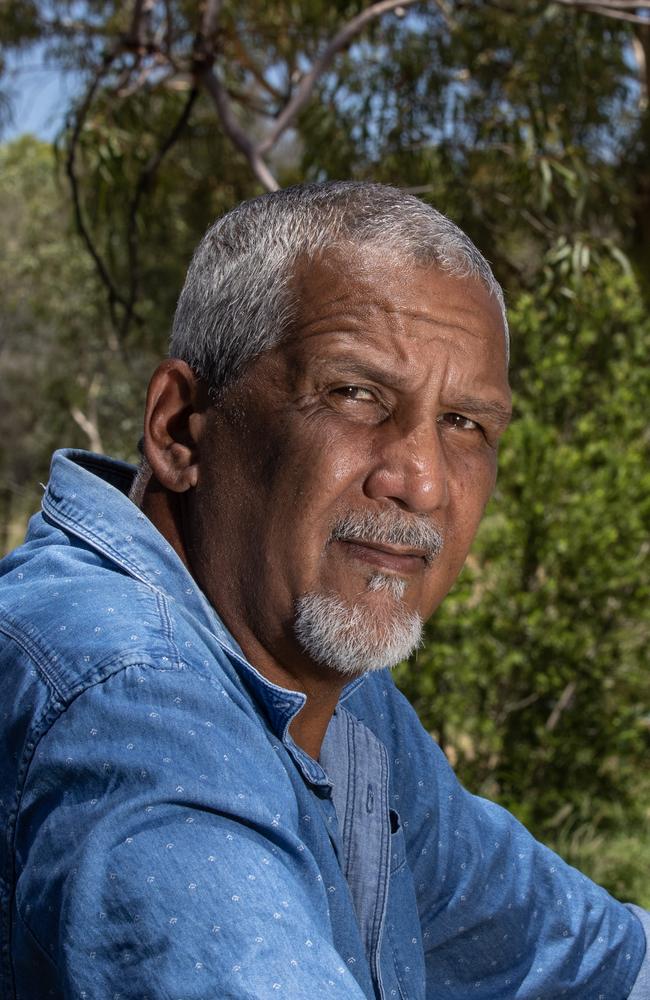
363 422 449 515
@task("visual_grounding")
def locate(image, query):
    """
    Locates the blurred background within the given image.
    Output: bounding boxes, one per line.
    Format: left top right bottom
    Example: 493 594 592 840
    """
0 0 648 903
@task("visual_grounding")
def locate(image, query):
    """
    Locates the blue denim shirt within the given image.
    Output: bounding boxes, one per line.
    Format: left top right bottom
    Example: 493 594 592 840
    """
0 449 647 1000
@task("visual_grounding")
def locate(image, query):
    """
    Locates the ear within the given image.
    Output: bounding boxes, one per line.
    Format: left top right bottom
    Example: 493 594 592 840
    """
143 360 209 493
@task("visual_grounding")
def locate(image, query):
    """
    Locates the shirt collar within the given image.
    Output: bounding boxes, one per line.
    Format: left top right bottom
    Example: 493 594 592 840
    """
42 449 365 779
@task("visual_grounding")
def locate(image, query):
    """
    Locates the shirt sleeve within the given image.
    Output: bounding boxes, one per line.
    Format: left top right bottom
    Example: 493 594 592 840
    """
348 672 647 999
14 661 367 1000
627 906 650 1000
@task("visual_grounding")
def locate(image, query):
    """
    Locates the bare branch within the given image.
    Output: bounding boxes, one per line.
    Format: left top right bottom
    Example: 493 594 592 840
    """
545 681 577 732
71 377 104 453
229 30 285 102
555 0 650 9
202 67 280 190
194 0 224 64
201 0 224 39
632 21 650 102
116 60 176 99
431 0 456 31
163 0 175 54
128 0 158 51
555 0 650 24
65 54 130 328
496 690 541 724
587 7 650 24
258 0 422 154
120 86 199 340
71 408 103 452
197 0 425 190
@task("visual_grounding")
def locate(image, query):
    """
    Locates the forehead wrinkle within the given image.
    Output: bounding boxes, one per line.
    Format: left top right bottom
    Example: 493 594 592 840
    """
295 293 497 347
308 354 415 393
380 300 493 336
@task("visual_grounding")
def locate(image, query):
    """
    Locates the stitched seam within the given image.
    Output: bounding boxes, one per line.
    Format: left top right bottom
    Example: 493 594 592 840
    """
13 902 58 969
155 589 183 668
370 738 390 989
41 502 159 589
0 612 65 702
342 709 357 882
387 920 411 1000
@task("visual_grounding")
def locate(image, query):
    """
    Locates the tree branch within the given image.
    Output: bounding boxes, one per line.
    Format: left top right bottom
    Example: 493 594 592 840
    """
258 0 422 154
199 0 423 191
194 0 224 63
71 376 104 453
496 690 541 725
121 85 199 340
229 30 285 102
127 0 158 51
545 681 577 731
555 0 650 9
632 20 650 102
554 0 650 24
201 66 280 190
192 0 282 189
65 53 130 329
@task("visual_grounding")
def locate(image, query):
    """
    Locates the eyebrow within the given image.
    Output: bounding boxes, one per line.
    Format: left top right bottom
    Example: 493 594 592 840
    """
309 357 512 424
311 357 413 390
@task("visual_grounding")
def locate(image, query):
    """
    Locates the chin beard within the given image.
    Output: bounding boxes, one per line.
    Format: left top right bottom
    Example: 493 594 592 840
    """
293 573 423 678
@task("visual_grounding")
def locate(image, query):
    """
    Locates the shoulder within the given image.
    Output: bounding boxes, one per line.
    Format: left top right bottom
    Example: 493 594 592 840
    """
0 518 179 698
0 517 248 814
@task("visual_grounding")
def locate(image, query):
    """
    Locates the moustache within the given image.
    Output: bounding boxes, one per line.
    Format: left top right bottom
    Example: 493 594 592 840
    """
329 509 444 566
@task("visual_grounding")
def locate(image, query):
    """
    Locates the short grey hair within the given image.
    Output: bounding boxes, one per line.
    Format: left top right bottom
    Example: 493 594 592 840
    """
170 181 509 393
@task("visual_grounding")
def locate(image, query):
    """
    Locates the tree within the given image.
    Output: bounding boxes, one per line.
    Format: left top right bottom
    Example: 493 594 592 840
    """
0 136 110 550
2 0 429 342
3 1 645 338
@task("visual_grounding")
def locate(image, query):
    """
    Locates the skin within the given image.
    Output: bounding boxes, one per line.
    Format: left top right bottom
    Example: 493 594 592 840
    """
141 248 512 758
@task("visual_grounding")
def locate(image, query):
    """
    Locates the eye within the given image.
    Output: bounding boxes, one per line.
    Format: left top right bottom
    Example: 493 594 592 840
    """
438 412 481 431
327 384 388 423
331 385 376 402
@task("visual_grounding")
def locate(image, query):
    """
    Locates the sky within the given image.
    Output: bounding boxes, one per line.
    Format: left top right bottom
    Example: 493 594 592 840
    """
2 49 81 142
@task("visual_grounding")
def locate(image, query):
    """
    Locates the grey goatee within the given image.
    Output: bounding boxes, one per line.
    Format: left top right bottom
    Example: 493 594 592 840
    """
294 509 444 678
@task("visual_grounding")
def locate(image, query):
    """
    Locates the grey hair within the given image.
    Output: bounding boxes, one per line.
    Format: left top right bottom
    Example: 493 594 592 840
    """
170 181 509 393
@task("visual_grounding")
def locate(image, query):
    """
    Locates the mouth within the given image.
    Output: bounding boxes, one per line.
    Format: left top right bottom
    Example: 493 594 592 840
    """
334 538 428 574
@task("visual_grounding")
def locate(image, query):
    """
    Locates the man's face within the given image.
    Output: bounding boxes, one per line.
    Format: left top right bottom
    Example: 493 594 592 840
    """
188 248 511 683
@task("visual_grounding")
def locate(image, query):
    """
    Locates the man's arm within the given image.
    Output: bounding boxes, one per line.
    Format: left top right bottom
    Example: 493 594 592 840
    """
627 907 650 1000
346 672 648 999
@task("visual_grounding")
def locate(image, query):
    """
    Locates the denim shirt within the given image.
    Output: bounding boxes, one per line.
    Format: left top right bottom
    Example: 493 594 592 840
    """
0 449 647 1000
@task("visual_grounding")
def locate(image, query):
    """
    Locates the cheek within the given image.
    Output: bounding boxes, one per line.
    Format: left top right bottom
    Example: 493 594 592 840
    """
281 420 370 508
447 453 497 539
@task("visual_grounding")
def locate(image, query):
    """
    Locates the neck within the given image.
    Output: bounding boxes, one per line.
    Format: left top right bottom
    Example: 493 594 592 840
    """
137 480 348 760
290 688 342 760
139 478 192 572
211 601 351 759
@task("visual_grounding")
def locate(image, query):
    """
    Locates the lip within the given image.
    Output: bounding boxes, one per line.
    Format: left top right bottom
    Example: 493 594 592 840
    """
335 538 427 573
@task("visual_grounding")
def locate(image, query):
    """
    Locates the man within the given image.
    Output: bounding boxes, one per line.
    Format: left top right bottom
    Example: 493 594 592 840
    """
0 182 647 999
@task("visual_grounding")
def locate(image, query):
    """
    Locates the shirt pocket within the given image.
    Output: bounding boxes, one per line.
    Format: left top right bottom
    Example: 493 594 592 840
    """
384 810 426 999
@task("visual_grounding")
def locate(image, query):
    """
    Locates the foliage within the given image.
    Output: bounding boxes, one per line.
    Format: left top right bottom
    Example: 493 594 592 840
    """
0 136 117 550
2 2 649 329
